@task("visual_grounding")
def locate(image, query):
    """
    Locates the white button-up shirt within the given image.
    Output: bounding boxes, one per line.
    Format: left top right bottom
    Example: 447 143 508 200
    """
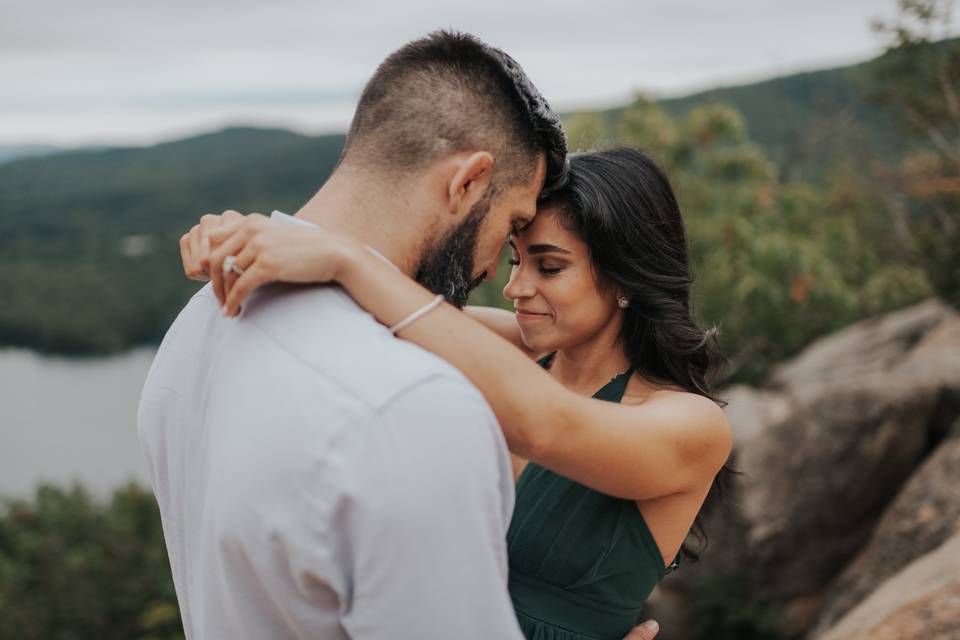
138 212 522 639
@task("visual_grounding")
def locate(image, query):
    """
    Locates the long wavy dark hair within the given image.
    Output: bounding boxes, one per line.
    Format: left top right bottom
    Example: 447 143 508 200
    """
540 147 732 561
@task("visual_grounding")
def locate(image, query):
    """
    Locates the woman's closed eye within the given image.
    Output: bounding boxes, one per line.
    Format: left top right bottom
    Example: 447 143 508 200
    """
507 255 565 275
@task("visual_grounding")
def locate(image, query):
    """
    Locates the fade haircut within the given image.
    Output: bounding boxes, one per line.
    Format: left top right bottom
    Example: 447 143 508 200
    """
341 30 568 195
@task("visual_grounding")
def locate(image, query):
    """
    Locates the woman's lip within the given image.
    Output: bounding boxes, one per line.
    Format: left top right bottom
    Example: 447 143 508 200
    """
515 310 550 318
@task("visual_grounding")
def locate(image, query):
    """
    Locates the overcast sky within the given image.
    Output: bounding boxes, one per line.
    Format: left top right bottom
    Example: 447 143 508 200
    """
1 0 950 147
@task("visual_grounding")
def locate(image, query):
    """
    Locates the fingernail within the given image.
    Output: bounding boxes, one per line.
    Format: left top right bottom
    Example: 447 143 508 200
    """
221 304 229 316
642 620 659 631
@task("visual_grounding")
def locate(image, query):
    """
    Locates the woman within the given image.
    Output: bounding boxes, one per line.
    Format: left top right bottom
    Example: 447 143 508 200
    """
181 148 732 640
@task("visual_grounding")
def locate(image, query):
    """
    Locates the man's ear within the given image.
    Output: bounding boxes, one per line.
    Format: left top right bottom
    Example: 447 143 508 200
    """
447 151 494 217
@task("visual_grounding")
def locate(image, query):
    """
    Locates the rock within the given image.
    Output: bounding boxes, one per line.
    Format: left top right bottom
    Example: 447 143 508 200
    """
815 532 960 640
897 312 960 441
733 301 960 636
741 375 939 602
650 300 960 639
768 299 956 402
810 417 960 636
721 385 790 447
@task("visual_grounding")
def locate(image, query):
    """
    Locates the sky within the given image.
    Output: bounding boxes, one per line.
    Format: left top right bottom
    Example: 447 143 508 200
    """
1 0 951 148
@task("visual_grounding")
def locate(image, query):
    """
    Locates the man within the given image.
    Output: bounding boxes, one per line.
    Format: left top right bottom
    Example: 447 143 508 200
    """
140 30 659 639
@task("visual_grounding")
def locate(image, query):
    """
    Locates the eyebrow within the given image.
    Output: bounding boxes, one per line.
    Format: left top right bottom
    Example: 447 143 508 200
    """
507 238 572 255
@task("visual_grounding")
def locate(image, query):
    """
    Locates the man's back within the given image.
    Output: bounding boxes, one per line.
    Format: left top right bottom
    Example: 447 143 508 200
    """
138 281 522 639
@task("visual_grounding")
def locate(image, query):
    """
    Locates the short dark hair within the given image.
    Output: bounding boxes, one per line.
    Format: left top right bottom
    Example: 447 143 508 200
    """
342 30 567 194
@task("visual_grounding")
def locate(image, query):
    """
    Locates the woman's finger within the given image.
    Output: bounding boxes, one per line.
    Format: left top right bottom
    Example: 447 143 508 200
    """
209 225 257 306
200 210 244 258
224 261 272 316
221 210 244 225
209 212 267 245
208 218 247 248
209 232 242 305
180 233 196 279
181 225 210 281
197 213 223 273
221 243 257 304
187 224 206 279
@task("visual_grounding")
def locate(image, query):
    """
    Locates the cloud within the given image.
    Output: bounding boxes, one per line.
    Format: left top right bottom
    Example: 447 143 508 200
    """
0 0 928 145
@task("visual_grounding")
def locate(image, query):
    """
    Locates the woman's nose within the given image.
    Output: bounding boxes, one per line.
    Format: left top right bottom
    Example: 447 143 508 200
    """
503 269 533 300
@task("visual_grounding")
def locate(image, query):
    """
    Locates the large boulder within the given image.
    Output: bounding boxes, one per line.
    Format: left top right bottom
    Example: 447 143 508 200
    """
741 374 940 616
810 417 960 636
721 385 790 447
815 532 960 640
723 300 959 637
644 300 960 640
767 299 956 402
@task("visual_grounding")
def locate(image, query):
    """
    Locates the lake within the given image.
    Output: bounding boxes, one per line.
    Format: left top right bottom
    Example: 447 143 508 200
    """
0 347 157 499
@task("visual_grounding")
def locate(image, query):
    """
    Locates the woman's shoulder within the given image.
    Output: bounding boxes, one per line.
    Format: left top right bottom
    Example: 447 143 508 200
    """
623 385 732 467
624 376 718 409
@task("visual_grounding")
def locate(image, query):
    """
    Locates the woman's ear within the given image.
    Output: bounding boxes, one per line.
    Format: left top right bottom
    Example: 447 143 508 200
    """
447 151 494 216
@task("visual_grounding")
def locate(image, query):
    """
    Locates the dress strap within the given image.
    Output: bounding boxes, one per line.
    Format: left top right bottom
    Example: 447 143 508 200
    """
538 352 634 402
603 365 634 402
537 351 558 369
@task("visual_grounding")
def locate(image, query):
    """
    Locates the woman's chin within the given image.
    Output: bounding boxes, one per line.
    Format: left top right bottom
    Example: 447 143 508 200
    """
520 331 556 356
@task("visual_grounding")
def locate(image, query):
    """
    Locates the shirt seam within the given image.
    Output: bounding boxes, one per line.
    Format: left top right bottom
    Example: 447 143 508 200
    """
374 370 481 416
191 287 406 412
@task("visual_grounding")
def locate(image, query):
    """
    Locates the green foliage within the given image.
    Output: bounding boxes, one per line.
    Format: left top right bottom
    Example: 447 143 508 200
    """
592 59 909 185
549 98 933 382
0 484 182 639
0 47 949 383
0 127 345 355
870 1 960 304
564 112 607 153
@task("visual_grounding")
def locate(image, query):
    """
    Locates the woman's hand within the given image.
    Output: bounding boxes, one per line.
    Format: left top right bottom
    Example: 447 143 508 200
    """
207 213 361 316
179 210 359 316
179 210 245 282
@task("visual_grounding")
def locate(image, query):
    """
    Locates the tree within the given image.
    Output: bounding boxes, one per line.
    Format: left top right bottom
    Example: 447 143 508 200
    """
871 0 960 304
0 484 183 639
474 98 932 383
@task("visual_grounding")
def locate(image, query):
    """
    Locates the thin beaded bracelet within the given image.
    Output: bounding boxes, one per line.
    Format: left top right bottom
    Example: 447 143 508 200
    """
388 294 445 334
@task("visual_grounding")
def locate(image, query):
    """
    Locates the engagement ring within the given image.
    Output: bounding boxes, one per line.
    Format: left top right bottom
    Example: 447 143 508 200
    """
223 255 244 275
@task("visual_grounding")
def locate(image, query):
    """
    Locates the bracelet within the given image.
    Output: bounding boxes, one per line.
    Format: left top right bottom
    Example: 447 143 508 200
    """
388 294 445 334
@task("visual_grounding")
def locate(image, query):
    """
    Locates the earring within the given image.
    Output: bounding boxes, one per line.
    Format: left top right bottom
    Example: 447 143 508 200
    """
617 296 629 309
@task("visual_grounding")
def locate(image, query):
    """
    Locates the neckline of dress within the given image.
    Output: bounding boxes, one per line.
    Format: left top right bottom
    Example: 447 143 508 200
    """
540 351 634 398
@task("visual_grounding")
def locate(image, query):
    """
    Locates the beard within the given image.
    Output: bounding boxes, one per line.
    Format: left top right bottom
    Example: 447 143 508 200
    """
414 190 493 309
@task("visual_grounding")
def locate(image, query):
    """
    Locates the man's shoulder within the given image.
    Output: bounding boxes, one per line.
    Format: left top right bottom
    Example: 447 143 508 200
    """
230 282 476 411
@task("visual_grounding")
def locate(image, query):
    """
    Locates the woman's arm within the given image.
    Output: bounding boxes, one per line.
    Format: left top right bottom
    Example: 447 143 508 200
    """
460 307 538 479
464 306 540 359
459 308 537 482
202 214 732 501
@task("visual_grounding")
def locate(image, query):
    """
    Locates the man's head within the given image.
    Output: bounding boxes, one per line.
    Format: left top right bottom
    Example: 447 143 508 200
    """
340 30 567 306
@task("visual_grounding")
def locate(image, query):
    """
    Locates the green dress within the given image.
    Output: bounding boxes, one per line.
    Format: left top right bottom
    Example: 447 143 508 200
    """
507 353 680 640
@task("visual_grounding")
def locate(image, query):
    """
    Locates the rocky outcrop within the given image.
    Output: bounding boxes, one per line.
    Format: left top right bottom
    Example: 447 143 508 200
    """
742 375 940 600
815 532 960 640
651 299 960 640
809 417 960 636
741 300 960 636
767 298 954 402
720 385 790 447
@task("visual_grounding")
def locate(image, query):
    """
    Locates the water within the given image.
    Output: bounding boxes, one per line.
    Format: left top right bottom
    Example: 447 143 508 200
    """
0 347 157 499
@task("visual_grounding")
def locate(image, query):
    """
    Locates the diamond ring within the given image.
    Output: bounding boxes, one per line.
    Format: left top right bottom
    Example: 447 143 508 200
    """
223 255 244 275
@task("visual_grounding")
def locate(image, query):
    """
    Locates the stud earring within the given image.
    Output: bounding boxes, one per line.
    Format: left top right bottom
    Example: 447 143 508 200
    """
617 296 629 309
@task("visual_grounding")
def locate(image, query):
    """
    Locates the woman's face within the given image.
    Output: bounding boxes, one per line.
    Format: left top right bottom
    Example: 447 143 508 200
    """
503 206 622 354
